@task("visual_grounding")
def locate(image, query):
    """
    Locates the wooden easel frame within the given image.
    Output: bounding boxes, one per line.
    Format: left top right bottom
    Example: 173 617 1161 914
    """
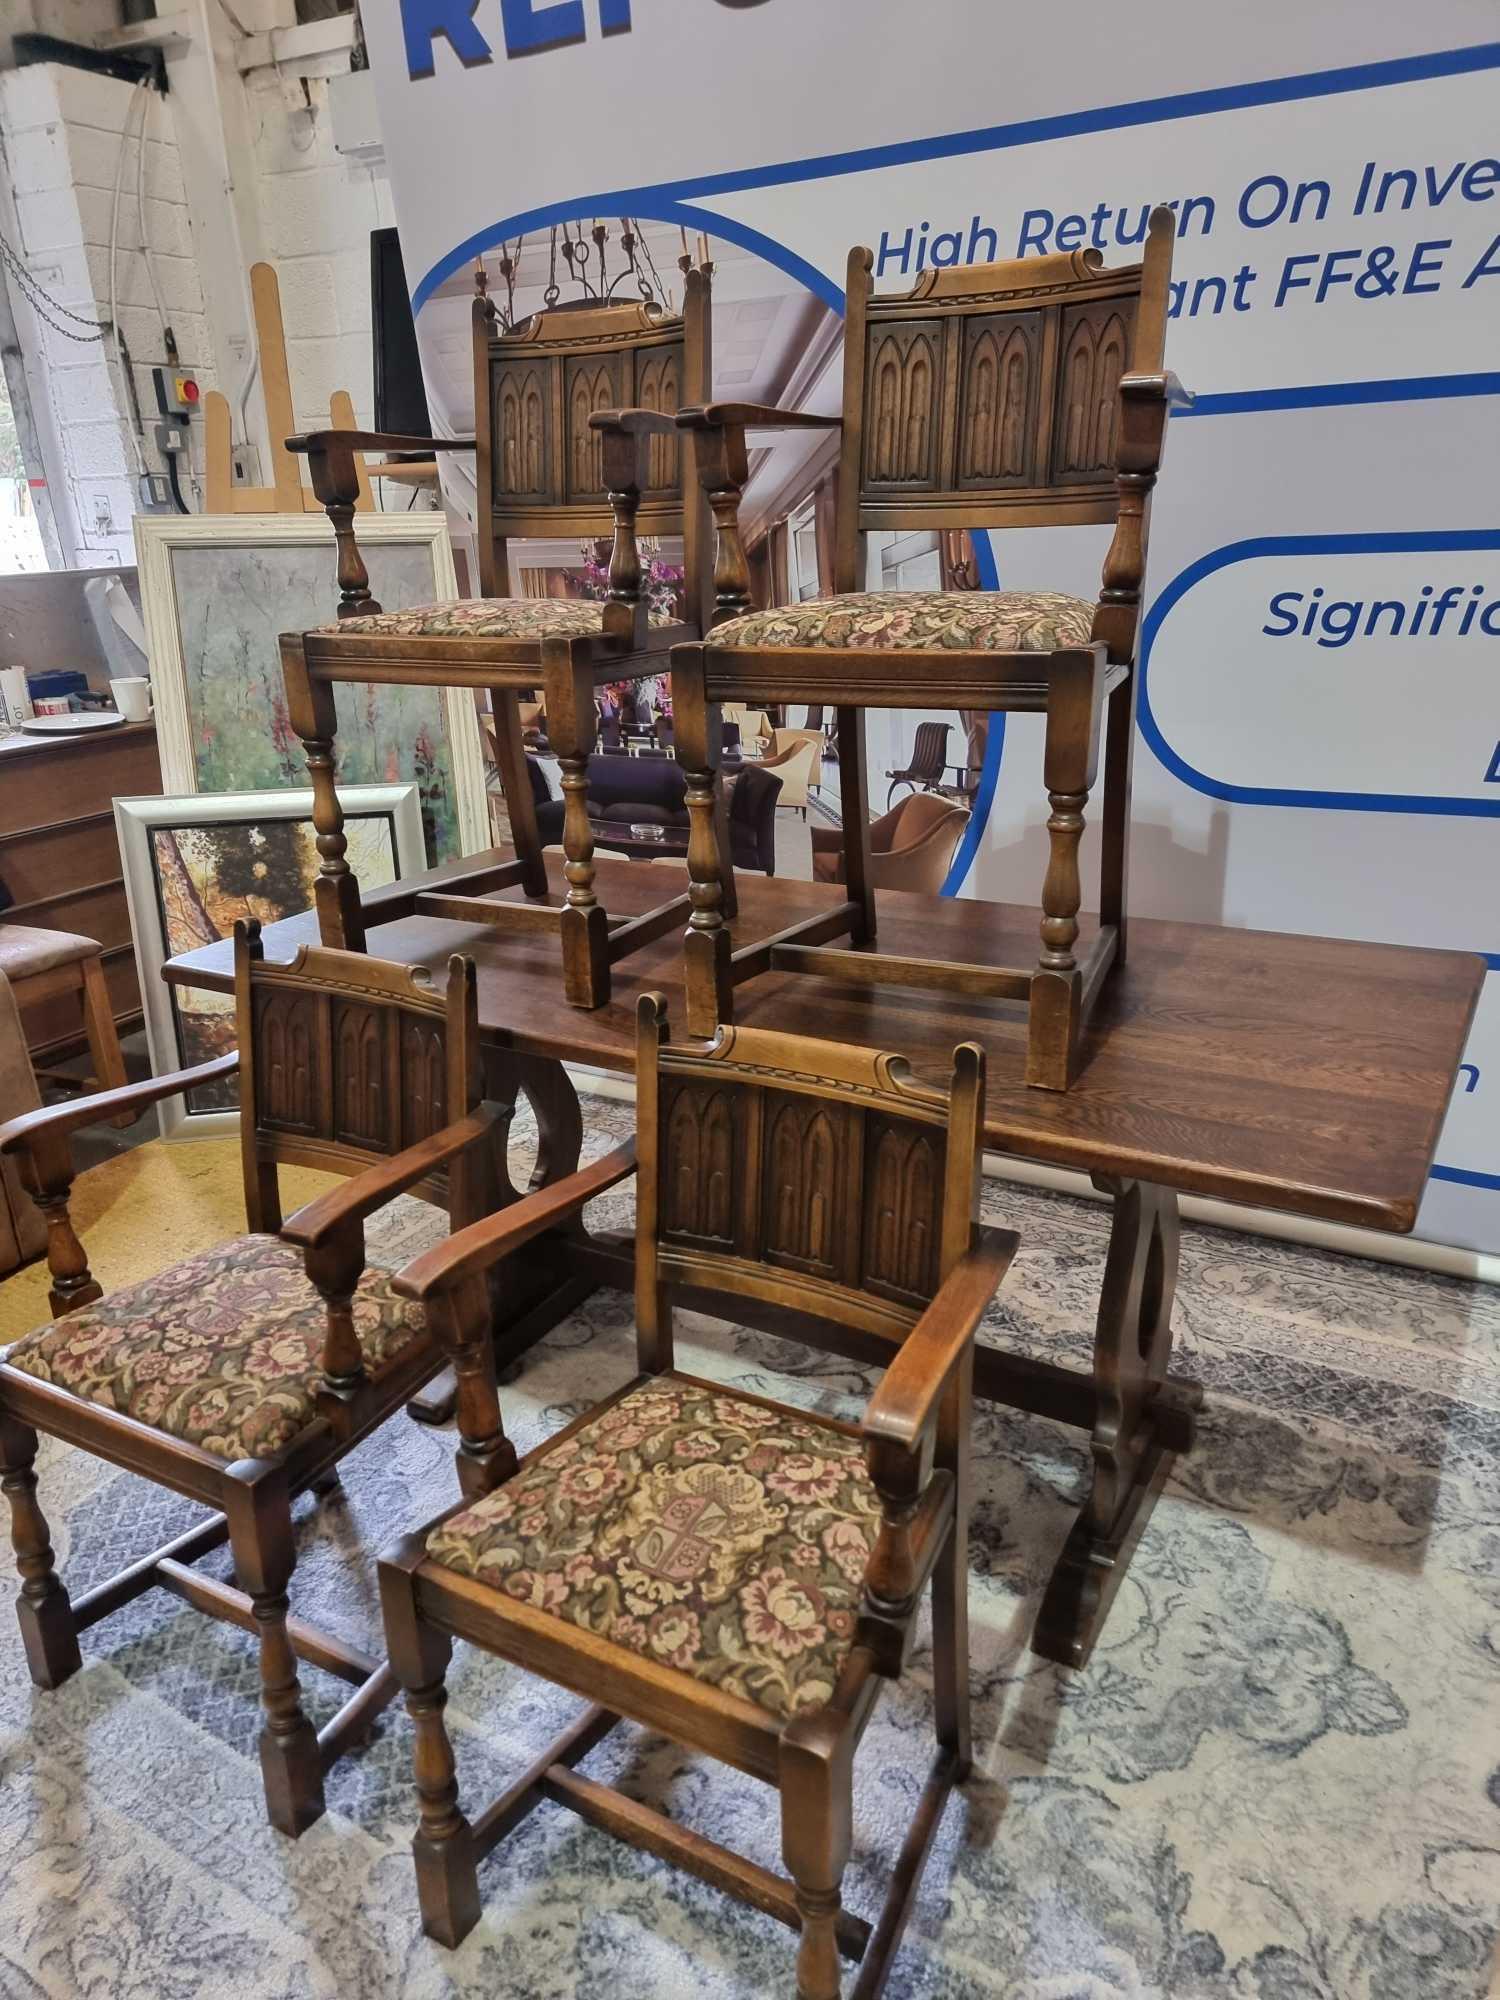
203 264 437 515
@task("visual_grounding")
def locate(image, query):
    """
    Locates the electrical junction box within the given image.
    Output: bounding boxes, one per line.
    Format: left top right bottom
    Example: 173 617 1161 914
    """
151 364 200 417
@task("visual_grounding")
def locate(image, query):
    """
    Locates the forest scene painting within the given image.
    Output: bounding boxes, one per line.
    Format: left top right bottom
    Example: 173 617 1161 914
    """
151 812 402 1113
169 539 462 861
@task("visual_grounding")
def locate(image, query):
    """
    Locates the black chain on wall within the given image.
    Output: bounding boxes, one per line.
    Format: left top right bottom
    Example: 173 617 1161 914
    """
0 227 111 343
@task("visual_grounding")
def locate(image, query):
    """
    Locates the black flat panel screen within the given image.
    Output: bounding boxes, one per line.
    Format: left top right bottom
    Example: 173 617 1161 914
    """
370 227 432 442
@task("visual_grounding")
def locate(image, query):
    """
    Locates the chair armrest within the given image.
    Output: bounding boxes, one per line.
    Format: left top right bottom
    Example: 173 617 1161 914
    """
1118 370 1194 411
676 402 842 434
589 407 678 437
286 430 476 456
0 1052 240 1160
862 1226 1018 1454
393 1138 637 1302
676 406 837 629
279 1104 506 1253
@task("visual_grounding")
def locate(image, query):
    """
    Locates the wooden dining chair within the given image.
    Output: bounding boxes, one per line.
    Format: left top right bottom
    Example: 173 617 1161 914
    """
0 921 512 1837
884 720 952 811
378 996 1017 1997
671 210 1189 1087
280 262 731 1010
0 924 131 1124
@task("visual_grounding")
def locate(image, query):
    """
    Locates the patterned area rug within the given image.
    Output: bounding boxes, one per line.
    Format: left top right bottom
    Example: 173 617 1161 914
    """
1 1097 1497 1999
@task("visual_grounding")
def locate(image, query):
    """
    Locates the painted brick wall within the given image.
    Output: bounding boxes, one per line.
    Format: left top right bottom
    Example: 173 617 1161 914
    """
1 62 211 564
2 47 404 563
246 69 397 436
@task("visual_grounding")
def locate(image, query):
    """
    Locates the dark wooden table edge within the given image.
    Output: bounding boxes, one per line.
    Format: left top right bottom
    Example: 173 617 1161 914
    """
158 853 1487 1240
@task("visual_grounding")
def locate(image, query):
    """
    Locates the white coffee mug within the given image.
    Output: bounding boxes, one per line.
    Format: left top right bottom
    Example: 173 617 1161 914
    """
113 676 153 723
0 666 32 729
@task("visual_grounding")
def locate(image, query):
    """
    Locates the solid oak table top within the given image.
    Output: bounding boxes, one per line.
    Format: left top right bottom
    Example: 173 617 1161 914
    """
163 848 1483 1235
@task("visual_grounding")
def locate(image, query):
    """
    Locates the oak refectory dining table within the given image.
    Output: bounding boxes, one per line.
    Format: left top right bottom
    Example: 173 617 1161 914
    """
163 849 1483 1667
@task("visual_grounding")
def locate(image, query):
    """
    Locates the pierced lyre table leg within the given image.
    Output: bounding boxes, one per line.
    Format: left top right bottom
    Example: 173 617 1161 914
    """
1032 1176 1201 1668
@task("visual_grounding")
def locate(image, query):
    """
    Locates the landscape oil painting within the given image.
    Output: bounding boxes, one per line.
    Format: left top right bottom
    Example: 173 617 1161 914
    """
115 785 425 1138
135 515 489 864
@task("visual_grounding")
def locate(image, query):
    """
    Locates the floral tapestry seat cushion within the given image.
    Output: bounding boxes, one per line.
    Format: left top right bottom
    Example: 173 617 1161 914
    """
425 1373 881 1723
314 598 678 641
709 589 1096 654
2 1235 426 1461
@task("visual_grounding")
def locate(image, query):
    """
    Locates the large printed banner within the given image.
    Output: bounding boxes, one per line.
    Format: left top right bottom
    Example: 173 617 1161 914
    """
362 1 1500 1252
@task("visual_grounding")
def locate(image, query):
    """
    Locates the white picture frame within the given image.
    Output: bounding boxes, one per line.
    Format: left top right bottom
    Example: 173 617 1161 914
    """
115 784 426 1141
133 513 489 860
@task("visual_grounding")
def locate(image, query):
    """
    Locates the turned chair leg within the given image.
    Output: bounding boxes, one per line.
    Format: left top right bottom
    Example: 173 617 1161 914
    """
1098 671 1134 965
550 658 612 1006
492 686 550 901
675 652 733 1038
225 1471 325 1837
380 1543 482 1945
836 708 876 951
781 1720 854 2000
279 633 366 952
1028 648 1106 1090
0 1412 81 1689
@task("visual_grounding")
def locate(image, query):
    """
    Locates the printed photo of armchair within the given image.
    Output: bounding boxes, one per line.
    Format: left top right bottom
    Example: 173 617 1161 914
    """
757 733 822 817
812 792 969 894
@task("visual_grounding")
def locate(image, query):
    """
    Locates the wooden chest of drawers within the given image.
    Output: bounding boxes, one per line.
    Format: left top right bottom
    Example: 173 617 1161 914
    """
0 722 162 1059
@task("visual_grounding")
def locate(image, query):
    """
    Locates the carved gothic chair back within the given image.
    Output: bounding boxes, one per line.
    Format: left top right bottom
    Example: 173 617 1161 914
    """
0 920 510 1838
671 210 1187 1088
236 919 490 1229
280 267 720 1012
377 996 1016 1996
635 1000 985 1366
471 288 711 628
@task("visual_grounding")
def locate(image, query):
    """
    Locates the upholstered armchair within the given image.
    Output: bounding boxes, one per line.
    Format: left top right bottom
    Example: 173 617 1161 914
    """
670 210 1189 1087
279 266 727 1011
811 792 969 894
376 999 1016 1997
757 734 821 817
0 925 515 1837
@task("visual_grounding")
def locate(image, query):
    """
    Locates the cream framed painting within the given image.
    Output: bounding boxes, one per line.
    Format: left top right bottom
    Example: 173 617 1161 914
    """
115 785 425 1140
134 513 489 862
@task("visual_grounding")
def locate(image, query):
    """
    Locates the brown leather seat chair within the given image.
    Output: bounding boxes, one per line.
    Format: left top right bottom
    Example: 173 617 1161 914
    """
812 792 969 893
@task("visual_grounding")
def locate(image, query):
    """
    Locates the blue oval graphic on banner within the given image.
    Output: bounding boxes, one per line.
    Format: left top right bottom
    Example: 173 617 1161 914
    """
1139 529 1500 817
